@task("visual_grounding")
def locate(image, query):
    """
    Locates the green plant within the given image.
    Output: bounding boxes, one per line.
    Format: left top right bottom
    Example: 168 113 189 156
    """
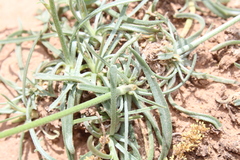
180 0 240 19
0 0 240 160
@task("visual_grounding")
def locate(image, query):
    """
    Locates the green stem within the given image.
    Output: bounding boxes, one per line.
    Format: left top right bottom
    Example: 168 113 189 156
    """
49 0 72 65
176 14 240 54
87 135 112 159
0 84 136 139
179 0 195 38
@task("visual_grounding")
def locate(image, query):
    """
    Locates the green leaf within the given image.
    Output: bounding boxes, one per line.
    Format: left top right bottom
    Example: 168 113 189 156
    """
130 47 172 159
109 65 119 135
233 99 240 106
168 94 222 128
61 84 76 154
84 0 98 5
210 40 240 52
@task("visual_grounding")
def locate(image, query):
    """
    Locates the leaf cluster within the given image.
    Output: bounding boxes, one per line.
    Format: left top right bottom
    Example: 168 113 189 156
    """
0 0 240 160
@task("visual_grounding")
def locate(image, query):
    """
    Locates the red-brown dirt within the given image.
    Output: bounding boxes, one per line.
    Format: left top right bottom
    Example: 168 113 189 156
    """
0 0 240 160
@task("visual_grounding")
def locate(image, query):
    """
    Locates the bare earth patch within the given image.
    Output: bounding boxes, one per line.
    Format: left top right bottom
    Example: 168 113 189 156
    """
0 0 240 160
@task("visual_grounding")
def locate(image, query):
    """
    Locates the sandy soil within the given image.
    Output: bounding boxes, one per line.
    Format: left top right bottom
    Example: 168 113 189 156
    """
0 0 60 159
0 0 240 160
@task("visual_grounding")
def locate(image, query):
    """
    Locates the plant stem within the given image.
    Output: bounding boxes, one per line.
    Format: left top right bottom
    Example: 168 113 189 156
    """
49 0 72 65
177 14 240 54
180 0 196 37
0 84 136 139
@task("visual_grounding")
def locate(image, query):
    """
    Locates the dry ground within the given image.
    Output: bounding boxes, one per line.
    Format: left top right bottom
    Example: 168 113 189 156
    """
0 0 240 159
